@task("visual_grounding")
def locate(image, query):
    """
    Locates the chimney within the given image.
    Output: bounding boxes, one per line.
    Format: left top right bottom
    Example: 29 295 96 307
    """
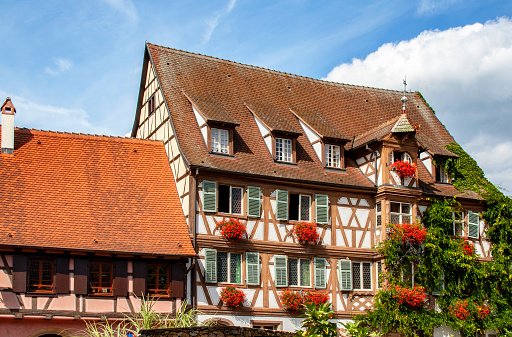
1 97 16 154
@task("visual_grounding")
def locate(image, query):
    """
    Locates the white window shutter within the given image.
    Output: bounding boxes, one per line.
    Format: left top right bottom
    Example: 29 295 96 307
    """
202 181 217 212
274 255 288 287
314 257 326 288
247 186 261 217
276 190 288 221
315 194 329 224
339 260 352 290
468 211 480 239
246 252 260 285
204 249 217 283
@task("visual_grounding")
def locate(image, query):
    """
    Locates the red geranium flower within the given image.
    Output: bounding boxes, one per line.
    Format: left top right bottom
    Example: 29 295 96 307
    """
390 160 417 178
220 285 245 308
292 221 320 244
392 285 426 307
216 218 246 243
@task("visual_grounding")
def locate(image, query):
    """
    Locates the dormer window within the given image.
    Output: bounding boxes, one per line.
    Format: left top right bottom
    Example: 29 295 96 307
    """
211 128 230 154
325 144 341 168
275 137 293 163
436 165 449 183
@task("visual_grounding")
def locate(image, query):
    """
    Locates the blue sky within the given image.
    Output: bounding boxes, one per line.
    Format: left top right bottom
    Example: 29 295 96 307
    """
1 0 512 192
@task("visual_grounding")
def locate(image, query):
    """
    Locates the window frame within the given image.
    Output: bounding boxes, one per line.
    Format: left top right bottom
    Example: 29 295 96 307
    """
324 143 341 168
436 164 450 183
146 263 171 297
289 193 311 222
210 127 231 155
452 211 464 236
376 202 382 228
389 201 412 225
352 261 372 290
218 184 243 215
147 94 156 117
216 252 243 285
275 137 293 163
28 259 54 293
287 258 311 288
89 261 114 296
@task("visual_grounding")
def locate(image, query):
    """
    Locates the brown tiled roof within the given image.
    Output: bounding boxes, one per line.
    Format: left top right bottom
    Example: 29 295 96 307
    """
289 107 349 141
141 43 460 192
351 117 398 149
184 92 239 125
245 102 301 134
0 128 195 256
416 133 458 157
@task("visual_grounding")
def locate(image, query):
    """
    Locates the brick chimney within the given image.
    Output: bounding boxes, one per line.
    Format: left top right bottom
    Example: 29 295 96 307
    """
1 97 16 154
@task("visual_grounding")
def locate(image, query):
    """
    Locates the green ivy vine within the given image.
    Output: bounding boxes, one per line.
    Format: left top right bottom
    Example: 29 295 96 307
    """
354 142 512 337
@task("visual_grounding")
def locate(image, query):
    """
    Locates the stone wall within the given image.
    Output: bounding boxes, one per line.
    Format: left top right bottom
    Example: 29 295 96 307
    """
139 326 296 337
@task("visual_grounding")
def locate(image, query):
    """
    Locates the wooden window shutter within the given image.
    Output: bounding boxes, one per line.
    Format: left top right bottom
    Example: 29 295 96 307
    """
171 262 186 298
246 252 260 285
274 255 288 287
54 258 70 294
132 261 147 297
114 261 128 297
315 194 329 224
74 259 89 295
468 211 480 239
204 249 217 283
202 180 217 213
314 258 326 288
247 186 261 217
12 255 28 293
339 260 352 290
276 190 288 221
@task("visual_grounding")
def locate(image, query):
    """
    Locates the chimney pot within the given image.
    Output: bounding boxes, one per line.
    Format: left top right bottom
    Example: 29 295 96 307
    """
1 97 16 154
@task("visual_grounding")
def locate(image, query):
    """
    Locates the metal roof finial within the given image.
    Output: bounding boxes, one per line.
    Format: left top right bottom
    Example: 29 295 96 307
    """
401 77 408 114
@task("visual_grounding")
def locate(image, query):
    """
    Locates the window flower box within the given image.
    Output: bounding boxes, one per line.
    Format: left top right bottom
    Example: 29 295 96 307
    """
292 221 320 245
390 160 417 178
391 285 426 308
476 303 490 319
279 289 329 310
460 239 475 256
220 285 245 308
389 222 427 245
216 218 246 243
449 299 470 320
303 290 329 306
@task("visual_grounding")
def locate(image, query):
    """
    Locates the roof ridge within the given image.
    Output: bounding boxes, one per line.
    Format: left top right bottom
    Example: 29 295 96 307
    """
9 127 163 145
147 42 414 95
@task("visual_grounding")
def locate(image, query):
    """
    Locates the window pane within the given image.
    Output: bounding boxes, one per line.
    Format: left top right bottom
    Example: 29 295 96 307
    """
402 215 411 223
289 194 299 221
362 263 372 289
391 202 400 213
288 258 298 286
300 195 310 221
217 252 228 283
352 263 361 289
218 185 230 213
300 259 310 287
284 139 292 162
211 128 220 152
230 253 242 284
220 129 229 153
390 214 400 224
401 204 411 214
231 187 242 214
403 263 413 286
276 138 283 161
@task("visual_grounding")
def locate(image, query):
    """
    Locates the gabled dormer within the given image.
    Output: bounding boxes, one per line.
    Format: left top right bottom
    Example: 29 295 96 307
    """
416 133 459 184
185 92 239 156
290 108 350 170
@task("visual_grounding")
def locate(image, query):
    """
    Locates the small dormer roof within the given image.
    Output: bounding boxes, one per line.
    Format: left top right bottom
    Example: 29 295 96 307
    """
245 102 301 135
184 92 239 126
391 113 415 133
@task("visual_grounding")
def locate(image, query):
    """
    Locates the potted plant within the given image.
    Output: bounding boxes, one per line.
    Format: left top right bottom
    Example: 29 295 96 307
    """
220 285 245 308
216 218 246 243
292 221 320 245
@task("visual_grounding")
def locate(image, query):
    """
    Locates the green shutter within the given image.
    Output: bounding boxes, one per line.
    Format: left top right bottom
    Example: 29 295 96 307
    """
468 211 479 239
246 252 260 285
247 186 261 217
315 194 329 224
339 260 352 290
276 190 288 221
314 257 326 289
202 181 217 212
274 255 288 287
204 249 217 283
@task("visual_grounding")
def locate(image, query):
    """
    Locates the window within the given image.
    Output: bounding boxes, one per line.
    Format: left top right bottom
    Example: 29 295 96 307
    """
452 211 464 236
89 262 113 295
247 186 261 217
315 194 329 225
402 262 414 286
274 255 288 287
275 138 292 162
288 258 310 287
325 144 341 168
251 321 282 331
28 259 53 293
217 252 242 284
468 211 480 239
376 202 382 228
339 260 352 291
246 252 260 285
147 263 170 296
211 128 229 154
436 165 450 183
147 94 155 117
352 261 372 290
289 194 311 222
390 202 412 224
218 185 243 214
314 257 327 288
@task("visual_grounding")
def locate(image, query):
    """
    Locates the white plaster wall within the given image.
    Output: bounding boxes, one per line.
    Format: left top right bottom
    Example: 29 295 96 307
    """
298 119 321 161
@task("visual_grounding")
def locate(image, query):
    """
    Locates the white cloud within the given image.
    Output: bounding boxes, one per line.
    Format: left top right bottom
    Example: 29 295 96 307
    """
202 0 237 44
417 0 460 15
44 58 73 76
324 17 512 193
101 0 138 22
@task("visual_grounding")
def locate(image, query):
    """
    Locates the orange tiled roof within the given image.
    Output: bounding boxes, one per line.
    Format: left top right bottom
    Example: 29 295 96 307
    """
0 128 195 256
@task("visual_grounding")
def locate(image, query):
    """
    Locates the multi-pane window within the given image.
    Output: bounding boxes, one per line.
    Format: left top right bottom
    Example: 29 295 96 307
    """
147 94 155 117
218 185 243 214
436 165 449 183
289 194 311 222
352 262 372 290
376 202 382 228
147 264 170 296
452 211 464 236
325 144 341 168
275 138 292 162
217 252 242 284
390 202 412 224
211 128 229 154
288 258 311 287
28 259 53 293
402 262 414 286
89 262 113 295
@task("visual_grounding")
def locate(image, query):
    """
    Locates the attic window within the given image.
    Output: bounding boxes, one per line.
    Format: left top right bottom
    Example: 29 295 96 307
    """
275 138 292 163
211 128 230 154
325 144 341 168
148 94 156 117
436 165 450 183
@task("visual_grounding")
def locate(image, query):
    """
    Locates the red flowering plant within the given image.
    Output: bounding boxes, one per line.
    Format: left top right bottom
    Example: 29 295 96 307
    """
390 160 417 178
391 285 426 308
216 218 246 243
388 222 427 246
279 289 304 310
292 221 320 245
449 299 471 320
476 303 490 319
459 239 476 257
220 285 245 308
303 290 330 306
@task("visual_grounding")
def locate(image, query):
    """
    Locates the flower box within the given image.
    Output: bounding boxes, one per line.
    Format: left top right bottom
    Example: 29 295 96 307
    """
460 239 475 256
476 304 490 319
389 222 427 245
220 285 245 308
292 221 320 245
216 218 246 243
279 289 329 310
303 290 329 306
391 285 426 307
390 160 417 178
449 299 470 320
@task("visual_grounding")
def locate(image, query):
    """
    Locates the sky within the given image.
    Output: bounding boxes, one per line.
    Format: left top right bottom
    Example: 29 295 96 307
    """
1 0 511 193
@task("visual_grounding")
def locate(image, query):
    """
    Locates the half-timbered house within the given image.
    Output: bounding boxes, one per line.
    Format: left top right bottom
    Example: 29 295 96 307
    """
131 43 488 332
0 98 195 337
